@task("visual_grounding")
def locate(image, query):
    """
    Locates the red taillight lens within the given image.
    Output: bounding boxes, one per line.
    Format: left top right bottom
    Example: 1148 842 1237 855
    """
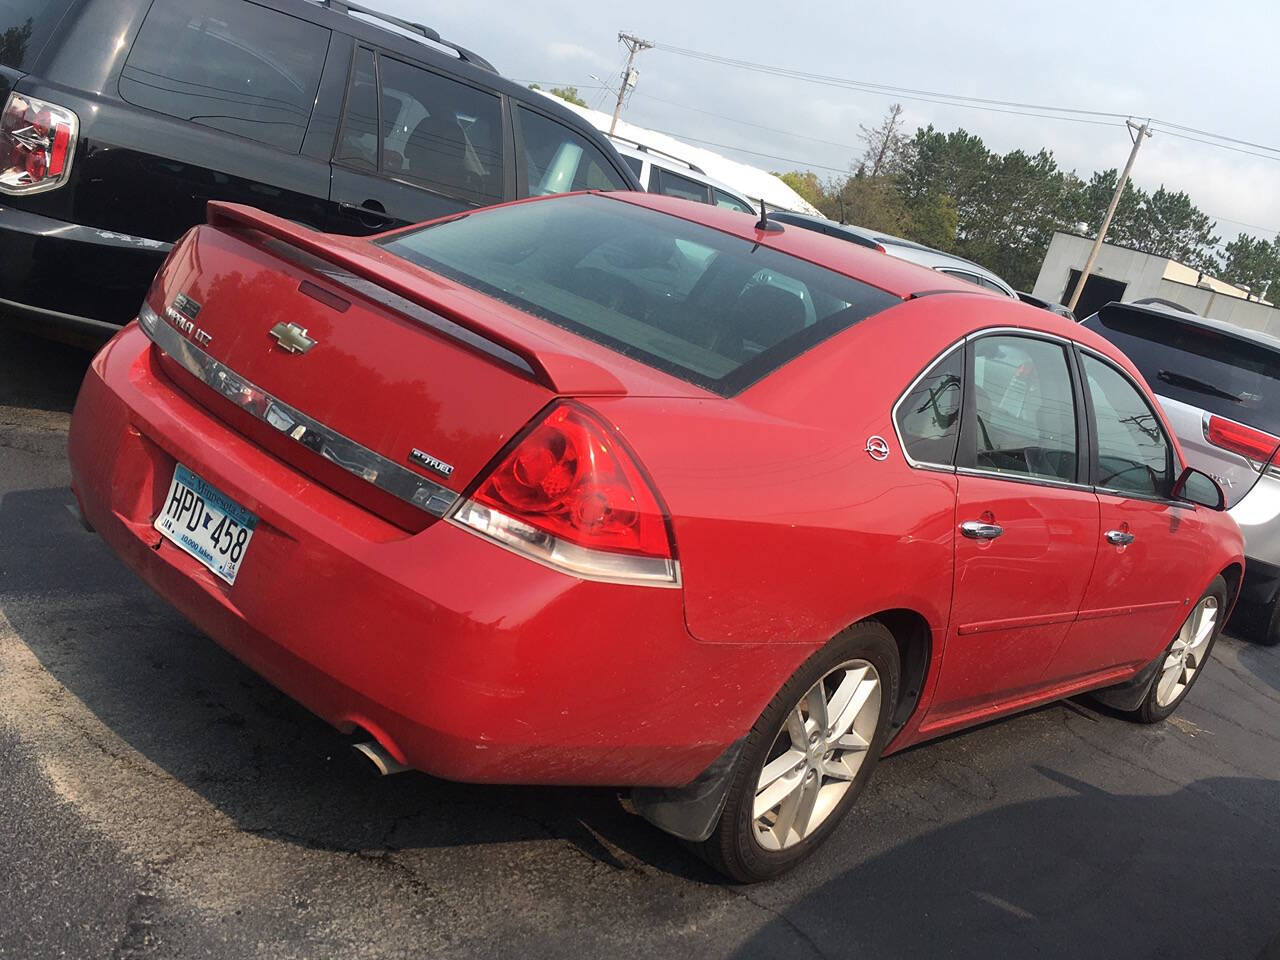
452 403 677 585
1 93 79 195
1204 414 1280 464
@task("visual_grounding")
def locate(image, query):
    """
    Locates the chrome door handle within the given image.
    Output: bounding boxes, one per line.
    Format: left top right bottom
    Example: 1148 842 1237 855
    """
961 521 1004 540
1105 530 1135 545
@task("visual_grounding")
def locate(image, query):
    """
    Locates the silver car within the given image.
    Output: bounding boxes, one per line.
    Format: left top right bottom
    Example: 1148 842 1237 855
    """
765 211 1019 298
1083 299 1280 645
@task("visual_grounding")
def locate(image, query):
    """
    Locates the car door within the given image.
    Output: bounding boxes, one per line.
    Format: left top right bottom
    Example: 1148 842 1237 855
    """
328 47 510 234
924 332 1100 724
1048 349 1211 679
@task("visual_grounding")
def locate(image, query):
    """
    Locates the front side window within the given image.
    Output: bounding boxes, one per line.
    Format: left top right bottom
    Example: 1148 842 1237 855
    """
376 57 503 205
964 335 1078 483
896 347 964 466
714 188 755 214
1082 354 1174 498
518 107 629 196
380 194 897 395
119 0 329 153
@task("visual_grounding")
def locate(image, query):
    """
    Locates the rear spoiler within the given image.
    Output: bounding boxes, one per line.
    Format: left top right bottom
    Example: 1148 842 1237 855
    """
204 202 625 396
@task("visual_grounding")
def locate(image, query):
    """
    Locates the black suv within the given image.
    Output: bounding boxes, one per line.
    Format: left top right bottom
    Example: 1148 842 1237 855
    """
0 0 640 339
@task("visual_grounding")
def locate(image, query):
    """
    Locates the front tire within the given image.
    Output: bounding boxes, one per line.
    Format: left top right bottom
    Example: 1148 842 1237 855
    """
1127 575 1227 724
693 620 900 883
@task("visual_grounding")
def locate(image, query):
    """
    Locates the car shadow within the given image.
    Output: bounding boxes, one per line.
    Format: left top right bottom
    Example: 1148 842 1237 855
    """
734 766 1280 959
1237 637 1280 698
0 484 718 880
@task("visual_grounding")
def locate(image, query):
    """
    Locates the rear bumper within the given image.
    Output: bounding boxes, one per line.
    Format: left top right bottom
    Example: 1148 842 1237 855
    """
1229 475 1280 607
68 325 778 787
0 204 169 333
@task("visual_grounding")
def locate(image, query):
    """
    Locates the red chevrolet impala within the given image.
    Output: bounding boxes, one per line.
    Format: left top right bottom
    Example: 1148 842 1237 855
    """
68 192 1244 881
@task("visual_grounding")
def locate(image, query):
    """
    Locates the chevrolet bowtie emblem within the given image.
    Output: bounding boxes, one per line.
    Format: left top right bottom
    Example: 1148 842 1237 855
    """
269 322 317 354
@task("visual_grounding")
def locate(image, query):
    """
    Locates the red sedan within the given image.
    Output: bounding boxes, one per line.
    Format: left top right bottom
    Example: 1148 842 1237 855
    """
68 192 1244 881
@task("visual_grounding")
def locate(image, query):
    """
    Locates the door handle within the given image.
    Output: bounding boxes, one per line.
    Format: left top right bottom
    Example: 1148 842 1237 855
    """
960 520 1004 540
1105 529 1135 545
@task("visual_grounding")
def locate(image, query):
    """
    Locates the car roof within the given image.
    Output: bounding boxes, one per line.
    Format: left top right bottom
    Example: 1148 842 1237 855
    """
604 192 1010 301
1094 299 1280 354
610 141 755 205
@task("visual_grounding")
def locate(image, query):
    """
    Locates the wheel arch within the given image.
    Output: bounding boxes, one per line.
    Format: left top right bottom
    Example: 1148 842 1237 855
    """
1219 561 1243 616
867 608 933 736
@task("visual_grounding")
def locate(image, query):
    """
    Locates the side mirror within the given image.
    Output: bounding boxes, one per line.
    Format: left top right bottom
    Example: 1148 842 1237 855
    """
1172 466 1225 510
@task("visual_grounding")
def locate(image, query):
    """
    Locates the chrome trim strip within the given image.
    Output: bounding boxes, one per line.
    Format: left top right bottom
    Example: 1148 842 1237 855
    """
956 466 1095 493
139 304 458 517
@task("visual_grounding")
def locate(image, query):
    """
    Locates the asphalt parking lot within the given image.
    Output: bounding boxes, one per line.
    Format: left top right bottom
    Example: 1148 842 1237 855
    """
2 325 1279 960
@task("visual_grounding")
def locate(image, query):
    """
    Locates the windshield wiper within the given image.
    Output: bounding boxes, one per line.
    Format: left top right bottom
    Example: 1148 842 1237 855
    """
1157 369 1243 403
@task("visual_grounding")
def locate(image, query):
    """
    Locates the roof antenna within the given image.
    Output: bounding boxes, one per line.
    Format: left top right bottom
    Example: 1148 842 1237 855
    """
756 200 782 233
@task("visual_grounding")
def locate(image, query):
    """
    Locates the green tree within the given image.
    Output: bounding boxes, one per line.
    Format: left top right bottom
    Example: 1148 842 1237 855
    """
858 103 911 179
775 170 825 209
1130 187 1220 271
821 169 908 234
1218 234 1280 300
550 86 588 108
0 18 32 68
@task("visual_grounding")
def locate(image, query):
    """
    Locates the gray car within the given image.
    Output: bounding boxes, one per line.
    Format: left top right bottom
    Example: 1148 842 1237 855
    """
765 211 1019 299
1083 300 1280 645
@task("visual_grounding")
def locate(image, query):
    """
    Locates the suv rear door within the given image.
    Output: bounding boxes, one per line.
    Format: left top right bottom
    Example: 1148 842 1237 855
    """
328 45 511 232
1083 304 1280 507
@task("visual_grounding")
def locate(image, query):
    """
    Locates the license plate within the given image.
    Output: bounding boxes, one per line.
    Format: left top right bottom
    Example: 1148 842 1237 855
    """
154 464 258 585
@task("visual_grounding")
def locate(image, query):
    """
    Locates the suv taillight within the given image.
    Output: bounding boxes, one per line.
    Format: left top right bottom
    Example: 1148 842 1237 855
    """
1203 413 1280 464
450 402 679 586
0 92 79 195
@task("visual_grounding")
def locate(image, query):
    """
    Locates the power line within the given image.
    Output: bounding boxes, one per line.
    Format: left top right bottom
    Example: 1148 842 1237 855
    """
1150 126 1280 164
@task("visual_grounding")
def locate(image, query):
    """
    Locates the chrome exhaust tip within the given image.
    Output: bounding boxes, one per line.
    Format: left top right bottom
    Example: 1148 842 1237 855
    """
352 740 410 776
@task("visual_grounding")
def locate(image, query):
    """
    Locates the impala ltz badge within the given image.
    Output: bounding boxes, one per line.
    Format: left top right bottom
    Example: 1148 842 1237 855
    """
269 321 317 354
865 435 890 461
409 448 454 478
164 293 212 346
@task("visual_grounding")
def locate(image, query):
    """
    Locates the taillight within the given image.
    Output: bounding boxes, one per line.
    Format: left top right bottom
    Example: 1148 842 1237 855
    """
1203 413 1280 464
0 92 79 196
450 402 678 586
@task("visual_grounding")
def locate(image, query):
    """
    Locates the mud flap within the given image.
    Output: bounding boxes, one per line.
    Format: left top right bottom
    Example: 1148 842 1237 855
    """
630 738 746 842
1089 654 1164 712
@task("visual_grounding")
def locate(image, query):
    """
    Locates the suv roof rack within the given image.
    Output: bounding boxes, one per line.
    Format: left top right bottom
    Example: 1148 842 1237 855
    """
321 0 496 72
608 136 705 175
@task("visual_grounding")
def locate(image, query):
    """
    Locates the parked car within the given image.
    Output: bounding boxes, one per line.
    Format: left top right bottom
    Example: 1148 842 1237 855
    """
1083 299 1280 645
69 192 1243 882
609 137 757 213
768 211 1020 298
1016 290 1077 322
0 0 639 341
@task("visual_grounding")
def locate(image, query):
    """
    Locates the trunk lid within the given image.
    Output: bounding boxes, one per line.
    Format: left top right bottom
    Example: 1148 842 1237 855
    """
145 205 634 531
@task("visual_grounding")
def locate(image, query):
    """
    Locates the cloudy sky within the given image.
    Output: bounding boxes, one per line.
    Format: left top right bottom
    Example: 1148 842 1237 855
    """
380 0 1279 246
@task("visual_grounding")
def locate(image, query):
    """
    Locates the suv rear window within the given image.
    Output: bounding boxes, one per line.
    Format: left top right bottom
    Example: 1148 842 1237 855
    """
380 194 898 395
1085 306 1280 435
1 0 75 71
119 0 329 153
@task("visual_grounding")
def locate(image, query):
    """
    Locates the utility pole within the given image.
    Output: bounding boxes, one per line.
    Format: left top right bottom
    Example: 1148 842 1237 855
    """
1066 119 1151 313
609 33 652 135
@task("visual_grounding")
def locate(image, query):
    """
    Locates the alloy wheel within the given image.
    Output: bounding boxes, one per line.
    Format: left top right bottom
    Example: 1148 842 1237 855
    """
752 659 882 851
1155 595 1219 708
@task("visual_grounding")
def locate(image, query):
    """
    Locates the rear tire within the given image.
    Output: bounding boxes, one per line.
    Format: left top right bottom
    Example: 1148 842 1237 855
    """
1257 596 1280 647
1126 576 1227 724
692 620 900 883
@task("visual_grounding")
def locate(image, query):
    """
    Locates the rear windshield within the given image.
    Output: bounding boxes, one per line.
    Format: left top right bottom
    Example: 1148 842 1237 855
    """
380 194 898 395
0 0 75 71
1085 306 1280 434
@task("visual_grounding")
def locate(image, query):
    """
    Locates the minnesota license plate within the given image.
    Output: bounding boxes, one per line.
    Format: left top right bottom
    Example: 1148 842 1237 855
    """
154 464 258 585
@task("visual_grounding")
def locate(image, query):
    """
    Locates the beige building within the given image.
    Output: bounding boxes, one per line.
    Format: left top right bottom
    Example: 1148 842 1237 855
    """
1032 232 1278 335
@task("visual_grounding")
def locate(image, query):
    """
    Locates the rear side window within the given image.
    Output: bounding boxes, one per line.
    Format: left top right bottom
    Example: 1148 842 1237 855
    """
1 0 74 71
619 154 643 178
517 107 629 196
380 194 898 395
375 57 503 205
652 168 710 204
1085 307 1280 436
714 189 755 214
334 47 378 171
896 347 963 466
966 335 1078 483
119 0 329 153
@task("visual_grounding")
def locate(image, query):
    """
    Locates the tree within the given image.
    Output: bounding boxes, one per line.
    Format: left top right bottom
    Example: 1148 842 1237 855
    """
0 18 32 68
858 103 911 179
776 170 825 209
1129 187 1220 271
1218 234 1280 300
820 169 908 234
550 86 588 108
